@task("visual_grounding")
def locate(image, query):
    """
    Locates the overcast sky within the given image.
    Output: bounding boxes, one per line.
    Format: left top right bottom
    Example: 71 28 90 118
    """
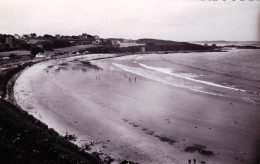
0 0 259 41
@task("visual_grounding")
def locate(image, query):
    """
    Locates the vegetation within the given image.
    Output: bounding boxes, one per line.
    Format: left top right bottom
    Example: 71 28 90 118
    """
43 34 55 39
30 47 44 56
0 62 34 98
52 40 72 49
0 99 103 164
137 39 211 51
8 53 21 59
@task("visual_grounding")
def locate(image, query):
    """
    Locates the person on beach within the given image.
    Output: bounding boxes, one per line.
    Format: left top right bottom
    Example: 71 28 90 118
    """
188 159 191 164
193 159 196 163
135 77 136 82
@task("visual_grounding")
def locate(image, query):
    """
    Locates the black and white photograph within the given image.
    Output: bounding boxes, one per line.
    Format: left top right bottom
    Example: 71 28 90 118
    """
0 0 260 164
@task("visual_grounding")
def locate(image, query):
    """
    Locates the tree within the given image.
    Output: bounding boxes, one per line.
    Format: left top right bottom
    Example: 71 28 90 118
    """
9 53 17 58
43 34 54 39
31 47 44 56
43 42 53 50
52 40 72 48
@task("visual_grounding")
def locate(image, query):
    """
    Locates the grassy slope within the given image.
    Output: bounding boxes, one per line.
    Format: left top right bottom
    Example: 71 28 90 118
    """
0 50 31 57
0 99 103 164
0 60 103 164
137 39 210 51
137 38 190 46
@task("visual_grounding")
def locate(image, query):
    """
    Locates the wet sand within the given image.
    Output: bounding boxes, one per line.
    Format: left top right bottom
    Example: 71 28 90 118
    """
14 54 260 164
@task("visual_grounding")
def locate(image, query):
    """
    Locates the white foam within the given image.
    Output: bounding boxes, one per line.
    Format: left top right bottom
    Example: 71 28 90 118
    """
113 63 200 90
177 73 201 78
90 60 104 69
139 63 246 92
113 63 249 100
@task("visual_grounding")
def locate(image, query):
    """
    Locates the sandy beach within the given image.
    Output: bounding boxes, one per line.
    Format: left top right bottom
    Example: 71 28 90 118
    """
14 53 260 164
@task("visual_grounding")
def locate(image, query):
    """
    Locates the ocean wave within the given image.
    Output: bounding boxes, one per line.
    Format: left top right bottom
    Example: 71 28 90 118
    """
113 63 198 90
113 63 260 104
138 63 246 92
113 63 232 99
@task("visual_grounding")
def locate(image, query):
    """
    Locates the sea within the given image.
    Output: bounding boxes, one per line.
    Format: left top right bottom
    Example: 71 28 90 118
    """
111 42 260 104
34 41 260 104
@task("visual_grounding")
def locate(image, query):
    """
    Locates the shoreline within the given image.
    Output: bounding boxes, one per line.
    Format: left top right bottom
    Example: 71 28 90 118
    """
13 53 260 163
0 59 105 163
0 54 139 164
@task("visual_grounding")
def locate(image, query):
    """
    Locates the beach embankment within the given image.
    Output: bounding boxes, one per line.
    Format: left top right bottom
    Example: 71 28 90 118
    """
0 99 105 164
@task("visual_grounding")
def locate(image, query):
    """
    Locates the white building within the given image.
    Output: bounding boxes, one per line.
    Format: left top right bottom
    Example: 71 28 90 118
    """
94 35 100 40
35 52 46 58
140 46 146 52
82 33 88 39
111 40 121 47
14 34 21 39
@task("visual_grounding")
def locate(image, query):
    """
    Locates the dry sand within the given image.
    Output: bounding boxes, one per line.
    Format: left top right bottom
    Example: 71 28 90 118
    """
14 54 260 164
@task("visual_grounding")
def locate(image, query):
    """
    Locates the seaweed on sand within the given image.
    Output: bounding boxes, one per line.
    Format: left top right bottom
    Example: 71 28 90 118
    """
184 144 214 156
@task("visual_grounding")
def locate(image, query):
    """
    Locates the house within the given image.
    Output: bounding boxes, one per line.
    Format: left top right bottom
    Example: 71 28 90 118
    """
5 36 13 47
94 35 100 40
121 39 130 43
92 39 102 45
111 40 121 47
35 52 46 58
81 33 88 39
140 46 146 52
14 34 21 39
22 35 30 40
31 33 37 39
55 34 61 39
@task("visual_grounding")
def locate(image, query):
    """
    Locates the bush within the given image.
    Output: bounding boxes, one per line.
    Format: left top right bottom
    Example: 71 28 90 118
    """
30 47 44 56
9 53 17 59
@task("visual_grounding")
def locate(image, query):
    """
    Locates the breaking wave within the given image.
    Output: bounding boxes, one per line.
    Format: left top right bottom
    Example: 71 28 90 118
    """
138 63 246 92
113 63 225 97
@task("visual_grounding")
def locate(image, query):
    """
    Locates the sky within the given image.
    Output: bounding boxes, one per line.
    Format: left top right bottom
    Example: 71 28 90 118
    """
0 0 259 41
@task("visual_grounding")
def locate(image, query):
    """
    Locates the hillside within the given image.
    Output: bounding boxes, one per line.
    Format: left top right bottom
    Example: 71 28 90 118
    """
137 38 210 51
137 38 192 46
